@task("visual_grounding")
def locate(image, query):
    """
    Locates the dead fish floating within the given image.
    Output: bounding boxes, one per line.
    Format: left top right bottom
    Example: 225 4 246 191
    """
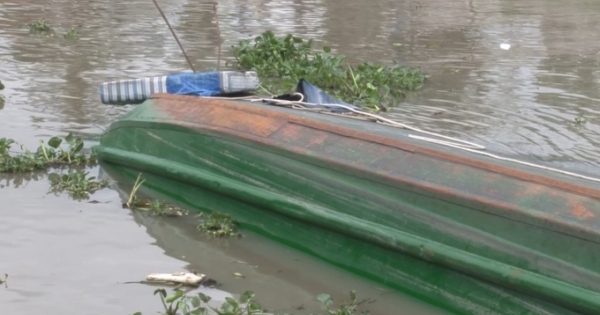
146 272 206 286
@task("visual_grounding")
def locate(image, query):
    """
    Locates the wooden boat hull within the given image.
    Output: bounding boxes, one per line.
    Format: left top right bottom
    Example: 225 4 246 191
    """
94 94 600 315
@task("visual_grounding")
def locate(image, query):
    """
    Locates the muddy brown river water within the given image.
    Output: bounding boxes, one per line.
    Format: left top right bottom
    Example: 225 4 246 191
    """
1 0 600 314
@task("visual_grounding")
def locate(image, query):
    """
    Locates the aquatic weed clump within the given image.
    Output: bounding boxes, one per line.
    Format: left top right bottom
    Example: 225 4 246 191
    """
124 173 188 217
132 289 371 315
231 31 426 111
0 138 47 172
196 212 240 238
0 133 97 173
26 19 79 39
48 170 109 200
27 19 54 34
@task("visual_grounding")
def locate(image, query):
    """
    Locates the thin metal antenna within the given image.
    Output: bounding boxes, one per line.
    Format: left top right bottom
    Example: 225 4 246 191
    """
212 2 221 70
151 0 196 72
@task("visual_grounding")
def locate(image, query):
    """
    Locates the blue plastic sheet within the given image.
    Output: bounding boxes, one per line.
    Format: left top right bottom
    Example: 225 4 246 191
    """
99 71 259 105
165 72 222 97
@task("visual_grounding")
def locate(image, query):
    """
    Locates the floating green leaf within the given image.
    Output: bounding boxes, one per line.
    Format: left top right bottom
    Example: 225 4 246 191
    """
166 290 185 303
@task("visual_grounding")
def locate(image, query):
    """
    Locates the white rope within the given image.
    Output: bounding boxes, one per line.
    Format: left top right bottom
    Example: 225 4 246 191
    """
409 135 600 183
201 94 600 183
258 98 485 150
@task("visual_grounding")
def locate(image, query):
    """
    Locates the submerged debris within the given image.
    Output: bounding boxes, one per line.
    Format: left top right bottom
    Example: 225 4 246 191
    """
0 80 5 105
0 273 7 287
231 31 426 111
196 212 241 238
127 199 188 217
124 173 240 235
123 173 188 217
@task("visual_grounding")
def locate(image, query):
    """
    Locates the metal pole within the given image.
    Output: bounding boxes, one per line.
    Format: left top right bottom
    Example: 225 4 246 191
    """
151 0 196 72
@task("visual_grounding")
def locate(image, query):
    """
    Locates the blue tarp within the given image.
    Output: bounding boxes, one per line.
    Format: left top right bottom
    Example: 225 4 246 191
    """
165 72 222 97
99 71 259 105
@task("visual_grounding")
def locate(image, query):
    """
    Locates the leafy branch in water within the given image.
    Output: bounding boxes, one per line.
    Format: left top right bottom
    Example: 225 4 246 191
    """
48 171 109 200
123 173 188 217
132 289 370 315
0 133 97 173
231 31 425 111
196 212 241 238
27 19 79 39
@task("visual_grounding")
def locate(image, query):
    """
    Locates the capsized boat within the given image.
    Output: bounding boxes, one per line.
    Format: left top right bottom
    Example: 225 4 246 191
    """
93 71 600 315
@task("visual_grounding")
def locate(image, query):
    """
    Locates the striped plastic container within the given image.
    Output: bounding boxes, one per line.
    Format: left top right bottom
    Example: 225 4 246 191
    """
99 71 259 105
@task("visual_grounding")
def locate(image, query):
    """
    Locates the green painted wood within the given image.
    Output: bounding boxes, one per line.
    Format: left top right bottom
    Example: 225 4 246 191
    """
93 97 600 315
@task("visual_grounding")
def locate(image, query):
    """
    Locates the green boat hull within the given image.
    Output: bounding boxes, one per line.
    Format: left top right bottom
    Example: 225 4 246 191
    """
94 94 600 315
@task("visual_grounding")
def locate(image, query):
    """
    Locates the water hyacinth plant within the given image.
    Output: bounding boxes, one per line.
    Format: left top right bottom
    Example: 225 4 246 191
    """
48 170 109 200
131 289 370 315
231 31 425 111
26 19 79 39
0 133 97 173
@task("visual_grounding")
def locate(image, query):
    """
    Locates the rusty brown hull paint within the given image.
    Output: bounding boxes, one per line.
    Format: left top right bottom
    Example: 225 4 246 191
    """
150 93 600 201
149 94 600 238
